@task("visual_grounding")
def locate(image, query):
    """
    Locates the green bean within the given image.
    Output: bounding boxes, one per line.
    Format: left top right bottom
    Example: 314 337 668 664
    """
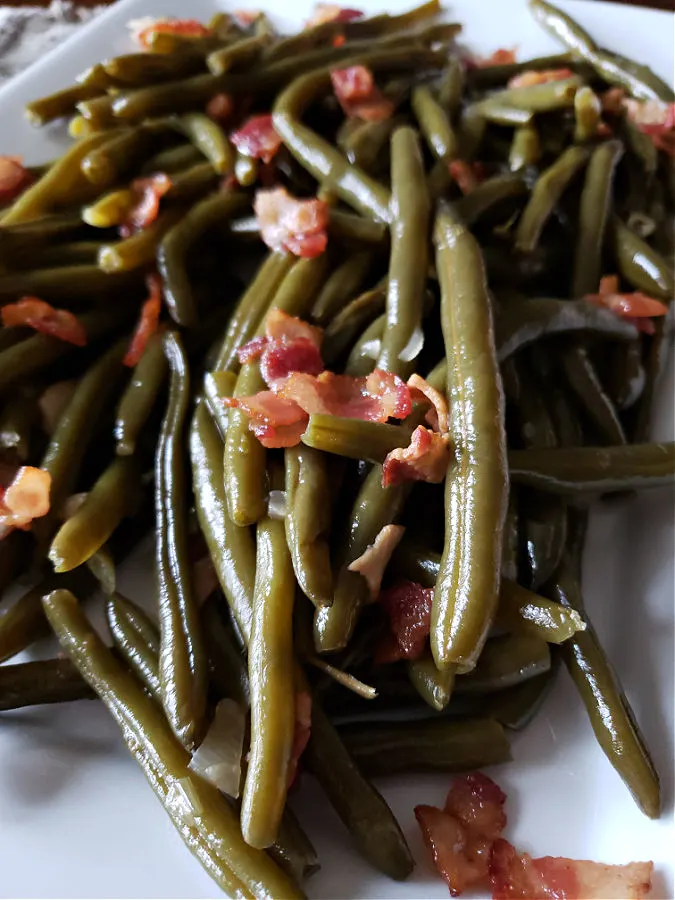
322 282 387 366
561 344 626 445
0 212 86 257
156 332 207 750
482 668 556 730
82 189 135 228
475 76 582 119
285 445 332 608
164 161 221 204
495 296 638 362
224 361 268 527
407 651 455 711
158 191 248 327
190 402 255 644
103 50 206 86
612 215 674 302
42 589 303 897
173 113 236 174
438 55 464 114
529 0 674 103
573 86 601 143
241 495 296 849
207 32 272 74
618 115 658 176
25 83 106 126
606 340 646 412
341 716 511 776
432 204 509 670
98 209 182 273
344 314 385 377
516 145 591 252
497 579 585 643
234 153 259 186
545 522 660 818
455 633 551 694
105 592 161 700
509 124 541 171
301 415 411 463
141 143 203 175
305 699 414 880
631 320 667 442
0 658 94 710
76 94 117 129
378 127 429 376
468 103 534 127
510 442 675 494
573 139 624 298
20 241 105 267
271 809 320 884
0 264 141 305
81 124 167 187
501 492 520 582
455 173 528 226
328 210 388 246
49 457 140 573
311 251 374 325
342 117 401 173
115 333 168 455
0 388 38 461
212 251 293 374
466 51 577 88
200 594 250 709
412 85 459 162
85 546 117 595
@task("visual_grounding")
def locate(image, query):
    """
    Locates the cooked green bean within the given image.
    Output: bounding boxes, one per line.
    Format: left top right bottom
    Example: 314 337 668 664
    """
344 313 386 377
455 173 528 226
98 209 182 273
341 716 511 776
305 699 414 880
455 632 551 694
0 264 141 304
82 189 134 228
106 592 161 700
474 75 582 118
509 123 541 171
0 658 94 710
81 124 167 187
328 209 388 246
412 85 459 163
482 668 556 730
618 115 658 176
164 161 221 203
241 494 296 848
158 191 248 326
573 139 624 298
311 251 374 325
516 145 591 252
466 51 576 88
224 361 268 527
302 414 411 463
0 212 86 257
285 445 332 608
432 204 509 670
25 82 106 127
573 86 601 143
155 332 207 749
85 546 117 595
510 442 675 494
497 579 585 643
49 457 140 573
561 344 627 445
42 589 303 897
407 651 455 711
141 142 202 175
342 117 401 173
612 215 675 302
207 32 272 75
270 809 320 884
0 388 38 461
438 55 464 113
172 113 236 174
115 333 168 455
377 127 429 376
103 49 206 86
322 282 387 367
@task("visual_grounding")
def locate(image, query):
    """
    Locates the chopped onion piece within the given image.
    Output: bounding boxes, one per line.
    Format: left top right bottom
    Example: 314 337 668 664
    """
398 326 424 363
267 489 288 520
188 699 246 799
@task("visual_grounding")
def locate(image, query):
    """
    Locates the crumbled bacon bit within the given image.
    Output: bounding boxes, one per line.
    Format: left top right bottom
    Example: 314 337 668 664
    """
507 67 573 89
416 773 507 896
490 839 653 900
231 115 282 164
254 187 329 258
206 93 235 125
407 374 450 434
382 426 451 488
1 297 87 347
0 466 51 540
330 65 394 121
224 392 309 448
348 524 405 599
305 3 364 27
288 691 312 788
237 309 325 390
132 17 210 50
123 274 163 367
601 87 626 115
466 48 517 69
0 156 32 204
585 274 668 336
123 173 172 234
279 369 412 422
624 99 675 157
265 308 323 347
375 579 432 663
448 160 484 195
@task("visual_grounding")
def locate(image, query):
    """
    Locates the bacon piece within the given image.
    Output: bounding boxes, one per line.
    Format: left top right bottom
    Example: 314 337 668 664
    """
415 773 507 896
231 115 282 164
123 173 172 234
0 156 32 204
237 335 268 365
489 839 653 900
507 67 573 89
376 579 432 663
330 65 394 121
265 308 323 347
348 524 405 599
206 93 235 125
254 187 329 258
123 274 163 367
1 298 87 346
288 691 312 787
382 426 451 488
305 3 364 27
224 392 309 448
132 17 210 49
585 274 668 336
448 160 483 195
601 87 626 115
280 369 412 422
407 373 449 434
0 466 51 539
260 340 325 391
626 99 675 157
480 48 517 67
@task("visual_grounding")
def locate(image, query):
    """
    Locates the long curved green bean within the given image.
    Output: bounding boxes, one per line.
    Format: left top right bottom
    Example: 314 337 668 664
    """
509 123 541 171
412 85 459 163
432 204 509 670
455 632 551 694
115 333 168 456
98 209 182 273
155 332 207 750
344 313 386 377
561 344 626 445
207 32 272 74
301 415 412 463
573 86 601 143
42 589 303 897
0 264 141 304
0 658 94 710
455 173 528 226
311 251 374 325
172 113 236 174
407 651 455 711
25 82 106 126
105 592 161 700
612 215 675 302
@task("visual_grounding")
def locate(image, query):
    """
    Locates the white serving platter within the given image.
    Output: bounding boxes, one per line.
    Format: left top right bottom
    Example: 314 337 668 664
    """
0 0 673 897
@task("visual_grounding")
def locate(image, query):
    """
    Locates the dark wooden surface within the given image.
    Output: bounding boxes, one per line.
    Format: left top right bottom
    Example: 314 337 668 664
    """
1 0 674 7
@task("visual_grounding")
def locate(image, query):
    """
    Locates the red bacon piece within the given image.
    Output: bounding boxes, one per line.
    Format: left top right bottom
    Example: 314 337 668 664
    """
507 67 573 89
1 298 86 347
375 580 432 663
382 426 451 488
279 369 411 422
231 115 282 164
330 65 394 121
124 173 172 233
254 187 329 258
123 274 163 367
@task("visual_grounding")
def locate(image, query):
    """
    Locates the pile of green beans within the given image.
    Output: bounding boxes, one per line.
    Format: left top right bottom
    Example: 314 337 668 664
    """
1 0 673 896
